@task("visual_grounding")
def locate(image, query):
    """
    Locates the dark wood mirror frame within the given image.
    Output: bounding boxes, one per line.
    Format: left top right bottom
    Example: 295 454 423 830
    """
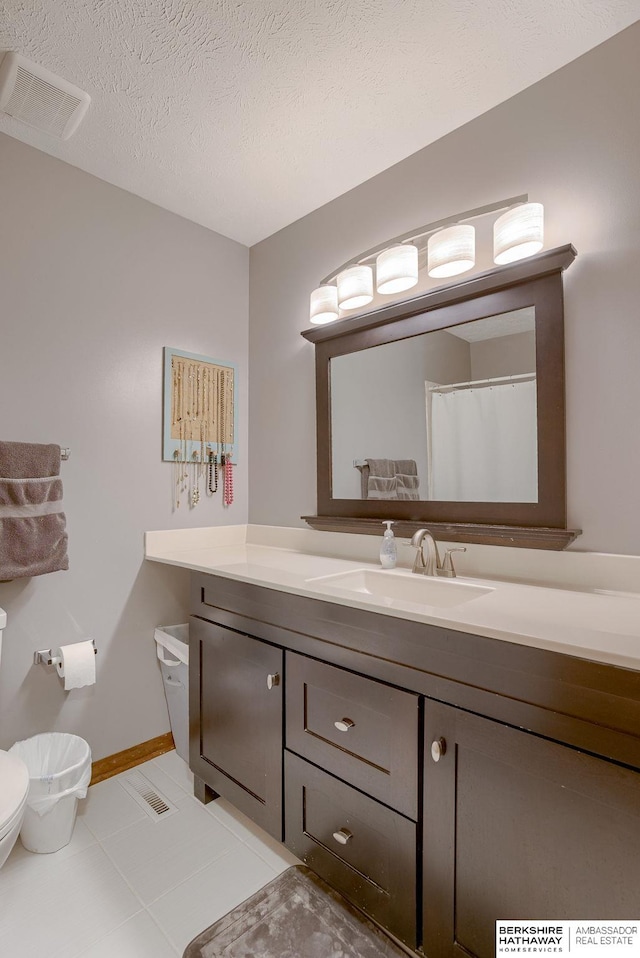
301 244 580 550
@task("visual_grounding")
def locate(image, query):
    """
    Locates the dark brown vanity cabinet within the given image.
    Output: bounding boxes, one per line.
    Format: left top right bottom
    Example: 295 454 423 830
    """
422 700 640 958
189 617 284 839
190 572 640 957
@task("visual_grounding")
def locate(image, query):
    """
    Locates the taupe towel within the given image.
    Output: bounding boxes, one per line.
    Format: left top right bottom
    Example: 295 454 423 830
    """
396 474 420 500
365 458 395 478
361 458 392 499
367 476 398 499
394 460 418 478
363 458 420 500
0 441 69 579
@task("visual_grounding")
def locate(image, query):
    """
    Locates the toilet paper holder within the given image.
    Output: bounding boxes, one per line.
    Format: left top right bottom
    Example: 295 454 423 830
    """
34 639 97 667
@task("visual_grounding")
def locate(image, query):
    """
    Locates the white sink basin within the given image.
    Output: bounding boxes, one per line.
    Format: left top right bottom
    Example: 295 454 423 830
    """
307 569 494 608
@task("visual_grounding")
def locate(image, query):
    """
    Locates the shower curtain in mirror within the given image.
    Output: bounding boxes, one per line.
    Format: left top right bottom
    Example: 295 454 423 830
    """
426 379 538 502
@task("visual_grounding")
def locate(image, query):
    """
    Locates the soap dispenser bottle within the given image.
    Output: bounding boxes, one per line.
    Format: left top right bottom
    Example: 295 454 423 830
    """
380 520 397 569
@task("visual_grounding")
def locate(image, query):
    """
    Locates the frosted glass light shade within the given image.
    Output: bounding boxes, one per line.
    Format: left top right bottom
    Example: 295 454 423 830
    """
494 202 544 265
428 225 475 278
309 285 339 325
376 244 419 294
337 265 374 310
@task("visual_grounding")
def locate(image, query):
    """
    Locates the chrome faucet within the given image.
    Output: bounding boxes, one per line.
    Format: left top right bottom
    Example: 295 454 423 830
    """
410 529 466 578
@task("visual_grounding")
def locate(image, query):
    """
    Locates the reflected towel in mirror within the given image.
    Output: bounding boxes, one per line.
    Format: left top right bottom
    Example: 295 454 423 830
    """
361 458 420 500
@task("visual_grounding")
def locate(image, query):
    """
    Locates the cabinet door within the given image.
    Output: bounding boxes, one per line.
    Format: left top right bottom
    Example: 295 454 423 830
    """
190 617 283 839
423 700 640 958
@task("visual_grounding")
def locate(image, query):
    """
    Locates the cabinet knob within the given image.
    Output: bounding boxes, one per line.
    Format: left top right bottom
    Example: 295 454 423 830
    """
332 828 353 846
431 738 446 762
334 718 355 732
266 672 280 690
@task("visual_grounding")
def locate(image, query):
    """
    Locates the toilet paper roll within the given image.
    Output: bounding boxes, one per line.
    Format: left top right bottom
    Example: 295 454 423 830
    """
55 640 96 690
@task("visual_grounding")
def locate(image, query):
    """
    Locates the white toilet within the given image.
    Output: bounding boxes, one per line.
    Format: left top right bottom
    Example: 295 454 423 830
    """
0 749 30 869
0 607 31 870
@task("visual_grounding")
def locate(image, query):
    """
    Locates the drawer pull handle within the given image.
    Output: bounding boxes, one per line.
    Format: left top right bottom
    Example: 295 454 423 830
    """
266 673 280 690
431 738 447 762
332 828 353 845
334 718 355 732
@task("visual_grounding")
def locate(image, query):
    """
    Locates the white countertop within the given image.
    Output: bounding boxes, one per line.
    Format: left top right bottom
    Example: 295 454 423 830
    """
145 525 640 671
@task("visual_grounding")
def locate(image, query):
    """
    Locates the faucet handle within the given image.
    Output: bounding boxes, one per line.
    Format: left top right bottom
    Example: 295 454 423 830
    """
439 546 467 578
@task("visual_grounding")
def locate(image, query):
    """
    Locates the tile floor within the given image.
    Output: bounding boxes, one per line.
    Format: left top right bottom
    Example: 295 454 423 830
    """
0 750 300 958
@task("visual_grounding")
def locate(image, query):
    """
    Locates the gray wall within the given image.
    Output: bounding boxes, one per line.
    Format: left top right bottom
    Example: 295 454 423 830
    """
249 23 640 554
331 330 471 499
330 338 432 500
470 331 536 380
424 331 471 386
0 135 249 758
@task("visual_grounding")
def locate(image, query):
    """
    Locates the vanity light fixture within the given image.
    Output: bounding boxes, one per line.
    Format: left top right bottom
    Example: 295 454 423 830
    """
336 265 374 310
309 194 545 325
427 224 475 278
494 202 544 265
376 244 419 294
309 285 340 325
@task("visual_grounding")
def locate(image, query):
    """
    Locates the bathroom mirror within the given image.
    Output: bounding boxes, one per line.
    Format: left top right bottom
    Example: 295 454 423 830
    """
302 245 579 549
331 307 537 503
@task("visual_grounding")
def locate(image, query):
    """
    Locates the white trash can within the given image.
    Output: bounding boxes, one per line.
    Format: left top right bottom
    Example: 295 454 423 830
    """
154 624 189 763
9 732 91 853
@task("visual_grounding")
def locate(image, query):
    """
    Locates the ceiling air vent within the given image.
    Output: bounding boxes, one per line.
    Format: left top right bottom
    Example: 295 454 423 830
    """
0 52 90 139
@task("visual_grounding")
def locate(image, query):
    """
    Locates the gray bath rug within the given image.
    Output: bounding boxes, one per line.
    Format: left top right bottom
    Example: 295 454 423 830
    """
182 864 409 958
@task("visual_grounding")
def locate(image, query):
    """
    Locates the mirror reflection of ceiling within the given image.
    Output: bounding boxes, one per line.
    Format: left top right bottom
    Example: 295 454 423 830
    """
447 307 535 342
331 307 538 503
1 5 637 244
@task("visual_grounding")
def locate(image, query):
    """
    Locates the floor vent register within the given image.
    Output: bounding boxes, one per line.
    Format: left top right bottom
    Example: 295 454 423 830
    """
118 770 179 821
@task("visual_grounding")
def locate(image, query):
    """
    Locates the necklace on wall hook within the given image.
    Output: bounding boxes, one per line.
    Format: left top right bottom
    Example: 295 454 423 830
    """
173 449 181 509
191 451 200 507
208 449 218 495
223 448 234 506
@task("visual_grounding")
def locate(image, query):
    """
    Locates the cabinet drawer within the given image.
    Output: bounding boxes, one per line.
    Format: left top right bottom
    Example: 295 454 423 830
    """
284 751 417 949
286 652 419 819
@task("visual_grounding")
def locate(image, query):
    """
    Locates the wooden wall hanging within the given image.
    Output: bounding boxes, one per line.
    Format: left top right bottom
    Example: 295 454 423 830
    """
163 347 237 463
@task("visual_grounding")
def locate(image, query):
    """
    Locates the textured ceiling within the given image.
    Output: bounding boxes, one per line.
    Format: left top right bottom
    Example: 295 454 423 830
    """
1 1 639 246
450 307 535 343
